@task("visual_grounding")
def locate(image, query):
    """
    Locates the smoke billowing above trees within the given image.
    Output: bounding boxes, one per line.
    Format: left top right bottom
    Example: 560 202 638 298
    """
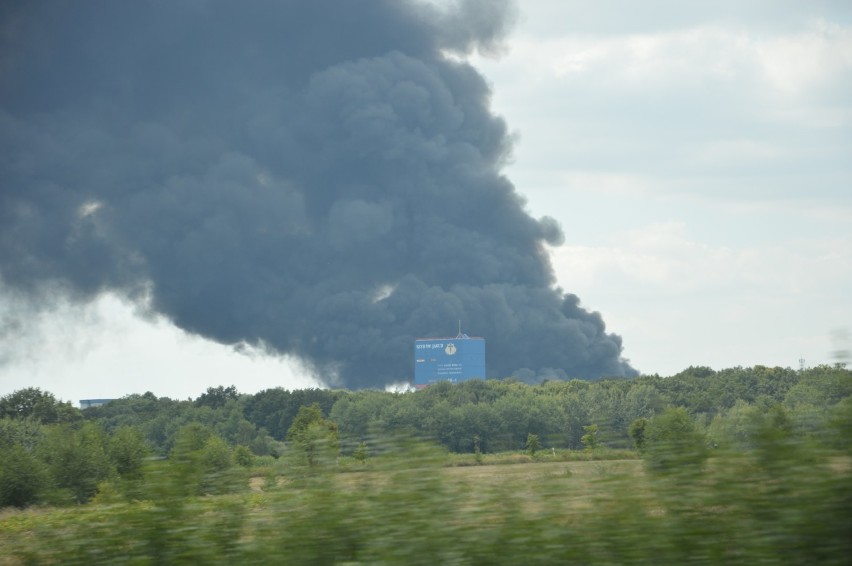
0 0 635 387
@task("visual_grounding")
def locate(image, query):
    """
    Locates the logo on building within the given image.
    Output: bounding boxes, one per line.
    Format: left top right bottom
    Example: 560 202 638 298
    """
445 343 457 355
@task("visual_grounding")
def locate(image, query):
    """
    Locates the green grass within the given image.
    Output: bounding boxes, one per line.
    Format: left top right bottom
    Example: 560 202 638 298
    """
1 445 849 565
444 447 639 467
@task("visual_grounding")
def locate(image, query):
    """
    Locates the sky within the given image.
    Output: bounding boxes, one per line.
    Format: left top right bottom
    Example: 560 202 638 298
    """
1 0 850 403
470 0 852 375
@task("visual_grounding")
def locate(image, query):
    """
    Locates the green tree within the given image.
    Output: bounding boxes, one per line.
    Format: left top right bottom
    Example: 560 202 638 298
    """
245 388 343 440
330 390 394 439
784 365 852 409
826 396 852 451
233 445 254 467
0 388 81 424
584 381 630 447
624 384 663 422
473 435 483 464
746 404 796 477
201 436 233 471
0 416 44 451
493 390 542 451
38 422 114 503
195 385 239 409
353 441 369 463
643 408 707 476
705 400 756 451
0 444 49 508
109 425 148 480
287 404 339 468
199 435 242 494
581 424 599 451
628 418 648 452
171 422 214 455
165 423 243 496
525 433 541 457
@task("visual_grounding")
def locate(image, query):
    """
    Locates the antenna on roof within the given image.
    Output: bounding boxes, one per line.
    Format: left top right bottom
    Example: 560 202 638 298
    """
456 320 469 339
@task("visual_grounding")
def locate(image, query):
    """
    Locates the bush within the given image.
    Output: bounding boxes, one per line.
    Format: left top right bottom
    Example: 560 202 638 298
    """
0 444 48 508
643 408 708 477
525 433 540 457
202 437 233 471
37 423 114 504
109 425 149 480
234 445 254 467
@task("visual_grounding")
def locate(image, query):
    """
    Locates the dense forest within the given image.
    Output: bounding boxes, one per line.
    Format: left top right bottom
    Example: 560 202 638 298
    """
1 364 849 509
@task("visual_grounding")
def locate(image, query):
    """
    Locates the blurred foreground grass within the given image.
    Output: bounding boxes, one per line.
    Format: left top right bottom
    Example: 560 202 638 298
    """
1 442 849 565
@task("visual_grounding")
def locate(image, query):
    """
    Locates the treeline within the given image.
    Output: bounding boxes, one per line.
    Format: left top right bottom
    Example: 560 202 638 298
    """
330 364 850 453
85 364 850 454
0 389 257 508
1 364 849 509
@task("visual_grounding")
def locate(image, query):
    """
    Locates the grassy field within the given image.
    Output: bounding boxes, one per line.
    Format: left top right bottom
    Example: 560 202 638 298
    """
0 448 848 565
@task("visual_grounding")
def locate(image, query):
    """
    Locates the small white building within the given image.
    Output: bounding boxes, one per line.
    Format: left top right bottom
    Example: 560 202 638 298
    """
79 398 115 409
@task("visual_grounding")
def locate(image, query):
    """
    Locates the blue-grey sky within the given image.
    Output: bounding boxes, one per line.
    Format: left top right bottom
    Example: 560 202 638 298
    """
1 0 850 402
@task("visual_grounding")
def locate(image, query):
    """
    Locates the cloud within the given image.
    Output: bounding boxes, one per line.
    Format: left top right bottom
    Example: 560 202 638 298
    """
0 290 320 402
0 1 635 389
505 19 852 106
469 12 852 208
548 221 852 374
553 220 852 296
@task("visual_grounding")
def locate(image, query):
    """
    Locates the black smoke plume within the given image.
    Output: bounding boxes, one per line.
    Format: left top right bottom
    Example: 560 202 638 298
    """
0 0 636 387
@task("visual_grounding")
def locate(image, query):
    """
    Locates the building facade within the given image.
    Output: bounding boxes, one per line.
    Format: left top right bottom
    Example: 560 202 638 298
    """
414 334 485 387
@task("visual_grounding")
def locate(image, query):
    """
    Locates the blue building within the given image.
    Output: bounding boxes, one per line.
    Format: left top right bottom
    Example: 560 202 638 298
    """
414 334 485 387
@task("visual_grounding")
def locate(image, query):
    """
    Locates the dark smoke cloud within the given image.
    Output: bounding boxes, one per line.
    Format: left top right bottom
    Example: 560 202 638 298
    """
0 0 636 387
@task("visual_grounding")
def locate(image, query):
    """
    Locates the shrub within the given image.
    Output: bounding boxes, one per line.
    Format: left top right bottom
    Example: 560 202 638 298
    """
0 444 48 508
38 423 114 504
234 445 255 467
643 408 707 477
